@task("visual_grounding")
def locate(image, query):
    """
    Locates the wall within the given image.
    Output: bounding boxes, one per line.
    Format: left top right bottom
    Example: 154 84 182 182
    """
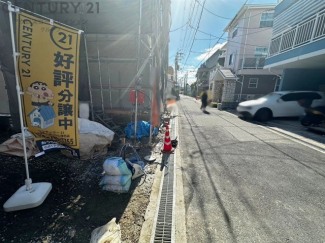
224 15 245 71
225 6 275 72
222 80 236 102
281 68 325 91
205 50 222 69
241 8 274 58
234 75 277 95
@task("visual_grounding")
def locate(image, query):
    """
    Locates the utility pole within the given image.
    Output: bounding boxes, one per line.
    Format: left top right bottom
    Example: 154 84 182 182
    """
184 72 188 95
174 52 183 89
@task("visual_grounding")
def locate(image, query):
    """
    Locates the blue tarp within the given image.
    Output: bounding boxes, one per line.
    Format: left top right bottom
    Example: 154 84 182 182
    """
124 121 158 140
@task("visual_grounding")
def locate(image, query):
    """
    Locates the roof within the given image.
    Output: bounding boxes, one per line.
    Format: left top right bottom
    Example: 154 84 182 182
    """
28 106 56 121
224 4 277 32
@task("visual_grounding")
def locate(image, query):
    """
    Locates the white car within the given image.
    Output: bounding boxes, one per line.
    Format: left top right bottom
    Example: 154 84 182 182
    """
237 91 325 122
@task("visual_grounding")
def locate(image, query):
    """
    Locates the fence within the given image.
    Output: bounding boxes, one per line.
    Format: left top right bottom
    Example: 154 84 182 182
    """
233 93 265 102
269 9 325 56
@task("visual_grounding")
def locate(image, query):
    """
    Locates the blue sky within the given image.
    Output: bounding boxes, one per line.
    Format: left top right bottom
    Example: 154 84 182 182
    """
169 0 279 84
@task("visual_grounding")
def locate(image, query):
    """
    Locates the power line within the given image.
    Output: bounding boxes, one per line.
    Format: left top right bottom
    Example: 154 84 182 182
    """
169 53 177 60
182 0 207 70
195 26 272 41
183 1 201 55
170 22 189 32
192 27 271 48
196 0 274 20
190 0 252 70
180 0 197 52
194 32 226 69
179 2 187 49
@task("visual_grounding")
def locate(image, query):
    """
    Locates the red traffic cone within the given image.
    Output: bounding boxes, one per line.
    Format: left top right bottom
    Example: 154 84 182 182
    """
162 125 173 153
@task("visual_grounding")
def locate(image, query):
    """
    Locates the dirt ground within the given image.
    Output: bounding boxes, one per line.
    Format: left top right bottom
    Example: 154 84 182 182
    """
0 130 164 243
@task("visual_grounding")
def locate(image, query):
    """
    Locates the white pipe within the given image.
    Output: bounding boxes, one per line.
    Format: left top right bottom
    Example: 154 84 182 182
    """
239 76 244 101
242 9 251 70
268 68 281 78
8 2 32 190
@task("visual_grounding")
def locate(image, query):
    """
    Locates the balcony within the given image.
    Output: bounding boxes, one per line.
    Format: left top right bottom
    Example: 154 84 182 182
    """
269 9 325 57
238 57 266 69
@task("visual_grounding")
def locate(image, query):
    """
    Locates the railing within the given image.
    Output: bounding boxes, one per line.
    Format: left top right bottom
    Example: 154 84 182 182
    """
234 93 265 102
269 10 325 57
238 57 266 69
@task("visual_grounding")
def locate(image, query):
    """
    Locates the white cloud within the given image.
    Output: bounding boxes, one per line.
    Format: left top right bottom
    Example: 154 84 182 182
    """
195 42 227 61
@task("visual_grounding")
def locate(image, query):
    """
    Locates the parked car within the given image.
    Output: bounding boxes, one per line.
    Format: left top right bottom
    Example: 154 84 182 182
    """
236 91 325 122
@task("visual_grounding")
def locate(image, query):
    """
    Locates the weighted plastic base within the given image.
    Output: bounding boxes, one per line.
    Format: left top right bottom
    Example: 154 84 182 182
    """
144 155 156 162
3 182 52 212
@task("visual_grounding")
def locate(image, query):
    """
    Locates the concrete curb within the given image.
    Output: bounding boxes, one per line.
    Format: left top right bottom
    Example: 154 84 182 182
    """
174 106 187 243
138 162 164 242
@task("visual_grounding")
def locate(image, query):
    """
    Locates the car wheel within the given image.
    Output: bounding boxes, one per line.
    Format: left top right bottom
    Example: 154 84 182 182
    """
255 108 272 122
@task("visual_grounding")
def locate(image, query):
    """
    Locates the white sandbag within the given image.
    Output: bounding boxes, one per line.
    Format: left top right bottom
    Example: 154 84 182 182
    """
99 174 132 186
61 133 110 160
0 138 38 158
102 178 131 193
79 118 114 142
103 157 132 176
90 218 121 243
11 130 33 139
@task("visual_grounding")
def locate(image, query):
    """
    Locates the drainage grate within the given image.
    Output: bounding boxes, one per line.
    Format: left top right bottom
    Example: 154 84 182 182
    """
153 115 176 243
153 154 174 242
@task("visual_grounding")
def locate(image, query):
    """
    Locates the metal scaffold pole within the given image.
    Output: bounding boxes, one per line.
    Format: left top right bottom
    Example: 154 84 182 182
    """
96 35 105 114
83 34 94 121
107 64 112 109
134 0 143 145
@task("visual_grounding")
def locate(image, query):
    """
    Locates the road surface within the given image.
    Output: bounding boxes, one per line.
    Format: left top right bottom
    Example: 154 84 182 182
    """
177 95 325 243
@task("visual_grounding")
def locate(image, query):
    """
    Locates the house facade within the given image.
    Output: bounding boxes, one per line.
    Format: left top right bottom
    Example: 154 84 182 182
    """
221 3 279 102
264 0 325 92
166 66 175 97
195 43 227 97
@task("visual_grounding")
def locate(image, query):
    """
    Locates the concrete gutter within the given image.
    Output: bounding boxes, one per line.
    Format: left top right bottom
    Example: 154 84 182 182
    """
138 162 164 242
139 106 187 242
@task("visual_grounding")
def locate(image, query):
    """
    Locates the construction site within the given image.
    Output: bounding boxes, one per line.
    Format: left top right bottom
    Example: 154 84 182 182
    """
0 1 172 242
0 0 171 134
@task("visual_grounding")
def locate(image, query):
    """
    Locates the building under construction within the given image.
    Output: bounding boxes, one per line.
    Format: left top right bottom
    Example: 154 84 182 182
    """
0 0 171 131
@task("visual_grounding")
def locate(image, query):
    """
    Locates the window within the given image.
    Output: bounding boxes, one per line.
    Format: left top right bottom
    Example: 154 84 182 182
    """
229 53 234 65
255 47 268 56
260 12 274 28
232 24 238 38
281 92 322 101
248 78 258 88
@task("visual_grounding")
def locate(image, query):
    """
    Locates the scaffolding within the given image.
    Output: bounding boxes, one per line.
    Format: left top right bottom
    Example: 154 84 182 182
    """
0 0 171 134
80 0 170 138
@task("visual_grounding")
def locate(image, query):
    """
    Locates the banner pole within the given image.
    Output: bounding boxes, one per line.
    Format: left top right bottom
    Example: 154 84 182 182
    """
8 1 32 190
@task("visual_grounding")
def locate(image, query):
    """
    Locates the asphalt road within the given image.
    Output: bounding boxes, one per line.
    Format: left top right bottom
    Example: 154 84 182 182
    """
177 95 325 243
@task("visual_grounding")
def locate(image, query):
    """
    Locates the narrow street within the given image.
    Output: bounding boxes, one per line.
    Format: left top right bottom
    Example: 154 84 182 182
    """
177 95 325 243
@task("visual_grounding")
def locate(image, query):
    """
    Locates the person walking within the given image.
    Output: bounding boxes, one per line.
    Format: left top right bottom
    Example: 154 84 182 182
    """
200 90 209 113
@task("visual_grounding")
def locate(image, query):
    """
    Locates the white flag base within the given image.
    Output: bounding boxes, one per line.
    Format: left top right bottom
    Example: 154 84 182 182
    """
3 182 52 212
